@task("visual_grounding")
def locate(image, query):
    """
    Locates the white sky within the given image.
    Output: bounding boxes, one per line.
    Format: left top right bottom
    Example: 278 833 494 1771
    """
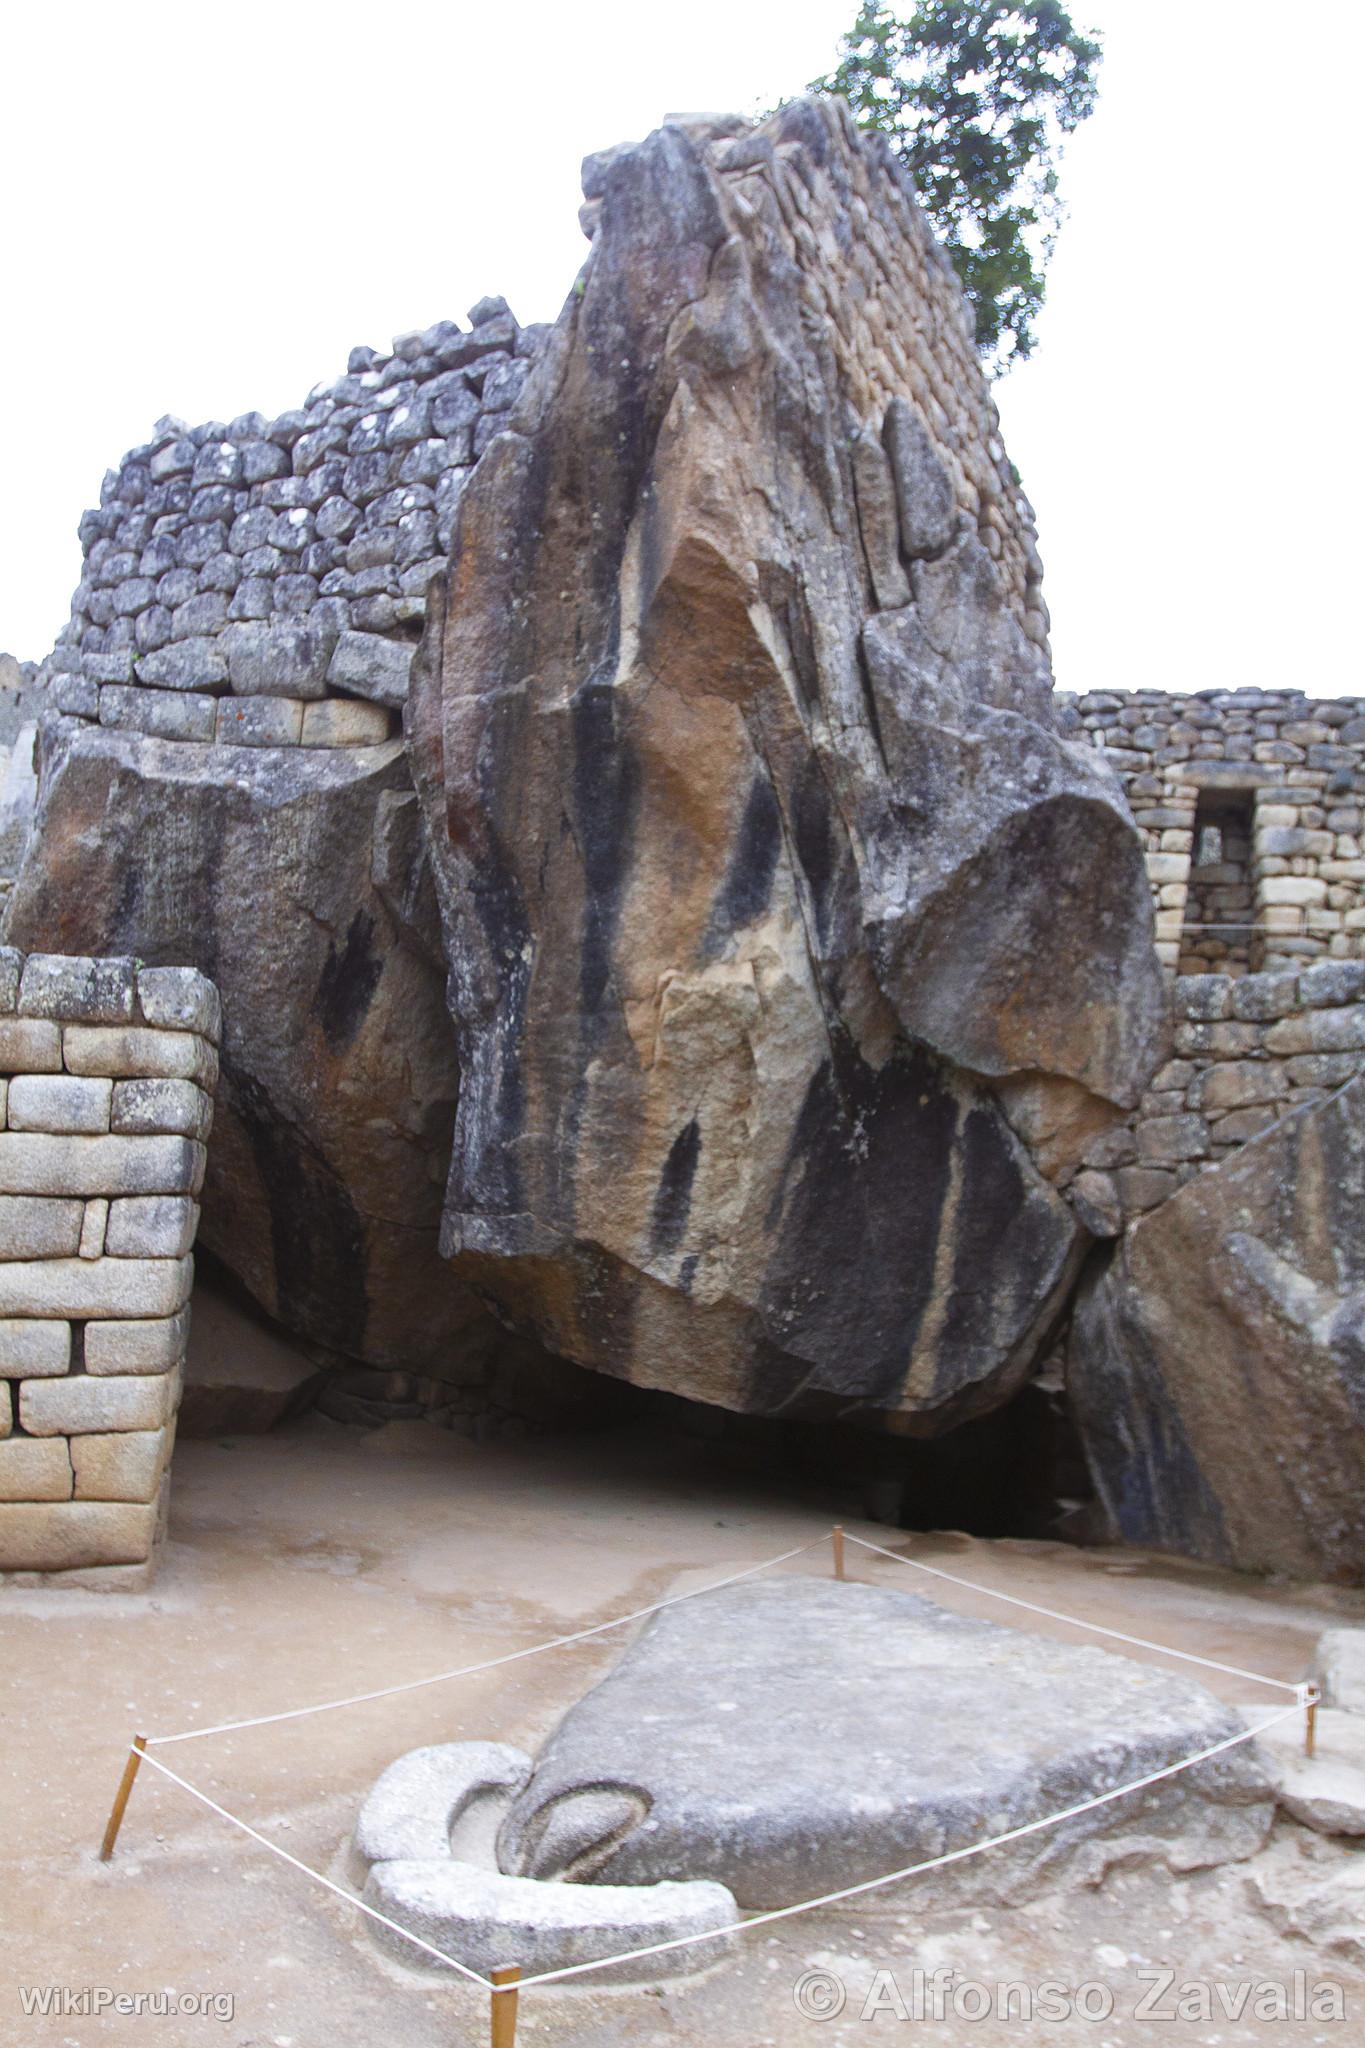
3 0 1361 695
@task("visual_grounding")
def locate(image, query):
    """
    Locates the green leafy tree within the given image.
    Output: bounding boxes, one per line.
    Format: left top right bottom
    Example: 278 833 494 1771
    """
812 2 1102 370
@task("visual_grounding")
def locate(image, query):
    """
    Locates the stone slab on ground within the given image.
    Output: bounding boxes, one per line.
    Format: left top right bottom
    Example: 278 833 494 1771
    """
363 1857 736 1981
1239 1701 1365 1835
178 1278 320 1434
499 1578 1275 1910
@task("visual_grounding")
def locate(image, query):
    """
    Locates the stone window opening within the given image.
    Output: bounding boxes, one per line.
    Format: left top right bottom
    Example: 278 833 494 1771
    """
1179 789 1257 975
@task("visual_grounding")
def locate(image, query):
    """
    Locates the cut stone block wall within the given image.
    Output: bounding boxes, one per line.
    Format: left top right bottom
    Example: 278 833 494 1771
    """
1071 959 1365 1227
1057 688 1365 975
0 949 218 1586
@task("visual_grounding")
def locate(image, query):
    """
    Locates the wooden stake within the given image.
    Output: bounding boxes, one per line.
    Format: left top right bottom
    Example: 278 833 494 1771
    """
832 1526 845 1582
100 1735 147 1862
1305 1687 1320 1760
490 1964 520 2048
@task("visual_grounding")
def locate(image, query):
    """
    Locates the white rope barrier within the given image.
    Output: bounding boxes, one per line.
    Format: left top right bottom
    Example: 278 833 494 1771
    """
125 1701 1305 1999
845 1533 1303 1693
102 1521 1318 2022
130 1746 489 1988
148 1538 827 1748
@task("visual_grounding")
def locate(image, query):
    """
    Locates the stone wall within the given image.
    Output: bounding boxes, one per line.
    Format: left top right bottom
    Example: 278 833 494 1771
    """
1058 688 1365 975
651 112 1049 644
35 298 547 750
0 950 218 1586
1074 959 1365 1226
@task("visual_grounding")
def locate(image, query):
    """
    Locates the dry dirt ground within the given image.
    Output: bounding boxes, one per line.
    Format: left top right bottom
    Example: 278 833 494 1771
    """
3 1414 1364 2048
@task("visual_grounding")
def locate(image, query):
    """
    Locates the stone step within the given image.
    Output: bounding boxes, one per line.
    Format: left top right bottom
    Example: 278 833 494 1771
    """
1239 1702 1365 1835
179 1276 320 1436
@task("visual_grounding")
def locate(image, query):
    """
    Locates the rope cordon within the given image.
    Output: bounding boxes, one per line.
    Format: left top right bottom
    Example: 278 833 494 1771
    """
107 1524 1313 2003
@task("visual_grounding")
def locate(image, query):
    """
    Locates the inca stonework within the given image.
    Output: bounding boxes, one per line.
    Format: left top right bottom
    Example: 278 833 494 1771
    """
0 951 217 1583
1059 687 1365 975
3 99 1363 1581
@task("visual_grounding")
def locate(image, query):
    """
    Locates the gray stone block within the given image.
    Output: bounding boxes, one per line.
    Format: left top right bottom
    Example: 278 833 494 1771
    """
300 699 394 747
149 438 195 482
135 638 228 691
20 1365 181 1436
363 1858 736 1982
1229 973 1300 1022
1299 961 1365 1009
17 953 136 1025
0 1437 73 1503
220 621 337 699
0 1019 58 1073
0 1317 71 1374
0 948 23 1015
215 696 303 747
85 1305 190 1375
7 1075 112 1135
111 1079 212 1140
62 1026 218 1086
52 672 100 717
1136 1113 1209 1165
1069 1168 1122 1237
326 630 413 708
0 1254 193 1321
79 1198 108 1259
1188 1062 1288 1114
0 1382 7 1437
136 968 221 1043
1172 975 1233 1020
0 1499 159 1569
99 684 216 743
1266 1007 1365 1056
70 1427 170 1503
0 1133 205 1198
105 1195 200 1259
0 1196 84 1259
882 396 957 560
81 647 138 684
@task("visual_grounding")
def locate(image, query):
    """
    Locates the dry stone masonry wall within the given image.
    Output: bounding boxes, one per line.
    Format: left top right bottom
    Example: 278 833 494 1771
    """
1073 959 1365 1226
1052 688 1365 1228
0 950 218 1585
1058 688 1365 974
37 299 548 750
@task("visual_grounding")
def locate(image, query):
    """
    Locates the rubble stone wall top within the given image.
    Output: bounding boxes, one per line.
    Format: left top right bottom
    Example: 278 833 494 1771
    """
36 299 550 750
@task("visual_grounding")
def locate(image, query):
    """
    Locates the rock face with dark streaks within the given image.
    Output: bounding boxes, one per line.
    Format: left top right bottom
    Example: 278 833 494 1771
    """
1069 1074 1365 1579
407 100 1166 1423
5 720 490 1373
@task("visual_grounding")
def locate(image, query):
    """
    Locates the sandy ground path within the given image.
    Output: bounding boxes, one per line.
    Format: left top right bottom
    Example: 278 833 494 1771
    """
3 1415 1363 2047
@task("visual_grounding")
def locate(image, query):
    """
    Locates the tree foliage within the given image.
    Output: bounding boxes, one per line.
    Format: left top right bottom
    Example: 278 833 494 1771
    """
811 2 1102 370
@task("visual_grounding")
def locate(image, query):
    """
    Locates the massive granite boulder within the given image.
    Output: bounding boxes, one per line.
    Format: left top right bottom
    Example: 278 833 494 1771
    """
4 719 491 1373
408 100 1166 1423
1069 1075 1365 1579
